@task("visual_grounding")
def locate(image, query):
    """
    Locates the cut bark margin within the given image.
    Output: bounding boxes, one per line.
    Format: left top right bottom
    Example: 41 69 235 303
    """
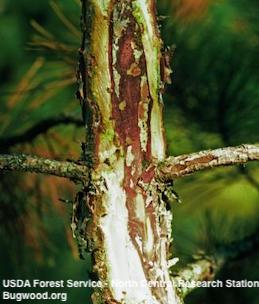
0 154 88 181
157 144 259 181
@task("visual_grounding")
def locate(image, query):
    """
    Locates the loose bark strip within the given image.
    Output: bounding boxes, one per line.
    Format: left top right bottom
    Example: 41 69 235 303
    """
157 144 259 181
0 154 88 181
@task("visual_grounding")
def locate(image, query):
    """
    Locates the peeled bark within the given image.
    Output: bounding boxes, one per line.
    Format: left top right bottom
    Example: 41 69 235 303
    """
76 0 180 303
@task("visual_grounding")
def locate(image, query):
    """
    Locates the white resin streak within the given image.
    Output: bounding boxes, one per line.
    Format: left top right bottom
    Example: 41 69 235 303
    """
100 163 159 304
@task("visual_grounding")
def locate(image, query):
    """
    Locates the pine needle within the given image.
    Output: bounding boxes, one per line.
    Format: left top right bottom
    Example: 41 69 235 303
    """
30 20 54 40
50 1 81 38
7 57 45 108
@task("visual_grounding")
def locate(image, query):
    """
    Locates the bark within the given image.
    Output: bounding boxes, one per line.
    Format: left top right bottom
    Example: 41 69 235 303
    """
77 0 180 303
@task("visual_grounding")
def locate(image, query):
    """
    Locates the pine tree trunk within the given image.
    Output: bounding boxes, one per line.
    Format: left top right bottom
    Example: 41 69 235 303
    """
77 1 180 303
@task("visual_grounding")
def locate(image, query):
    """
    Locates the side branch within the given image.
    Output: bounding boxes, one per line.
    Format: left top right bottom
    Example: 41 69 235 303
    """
157 144 259 181
173 228 259 298
173 258 220 298
0 154 88 181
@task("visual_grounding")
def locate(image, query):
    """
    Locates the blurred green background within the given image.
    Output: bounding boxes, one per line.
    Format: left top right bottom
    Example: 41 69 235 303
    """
0 0 258 303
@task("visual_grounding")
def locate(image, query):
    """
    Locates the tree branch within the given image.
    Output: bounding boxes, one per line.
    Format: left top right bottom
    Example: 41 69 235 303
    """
0 114 83 150
157 144 259 181
173 257 220 298
0 154 88 181
173 228 259 298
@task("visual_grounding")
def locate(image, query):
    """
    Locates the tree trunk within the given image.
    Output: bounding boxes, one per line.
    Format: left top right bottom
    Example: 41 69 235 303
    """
77 1 180 303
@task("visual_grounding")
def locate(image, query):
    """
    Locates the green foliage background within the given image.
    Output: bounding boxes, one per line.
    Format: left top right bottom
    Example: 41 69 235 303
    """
0 0 258 303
